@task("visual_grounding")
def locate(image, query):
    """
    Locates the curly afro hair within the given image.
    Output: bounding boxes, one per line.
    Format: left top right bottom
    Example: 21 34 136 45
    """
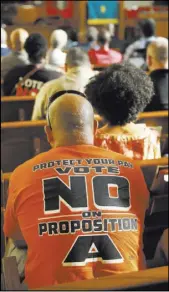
85 62 154 126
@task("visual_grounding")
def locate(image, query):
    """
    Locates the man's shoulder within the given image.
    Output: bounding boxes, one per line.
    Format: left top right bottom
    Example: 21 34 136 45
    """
40 74 64 92
40 65 63 79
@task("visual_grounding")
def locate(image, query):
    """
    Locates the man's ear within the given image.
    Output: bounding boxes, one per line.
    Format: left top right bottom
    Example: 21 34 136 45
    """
94 119 98 135
44 125 54 147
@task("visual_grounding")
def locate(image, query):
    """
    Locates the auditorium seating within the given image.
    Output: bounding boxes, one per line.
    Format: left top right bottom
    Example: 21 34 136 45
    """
1 259 168 291
1 96 35 122
137 110 168 135
139 157 168 189
1 120 50 173
36 266 168 291
138 158 168 259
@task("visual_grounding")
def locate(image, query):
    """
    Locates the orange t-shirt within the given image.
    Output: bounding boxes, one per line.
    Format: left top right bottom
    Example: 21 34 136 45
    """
4 145 149 289
94 126 161 160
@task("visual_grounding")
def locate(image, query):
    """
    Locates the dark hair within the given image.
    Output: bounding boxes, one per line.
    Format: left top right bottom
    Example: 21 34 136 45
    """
98 29 111 46
138 18 156 38
24 33 48 63
85 62 154 126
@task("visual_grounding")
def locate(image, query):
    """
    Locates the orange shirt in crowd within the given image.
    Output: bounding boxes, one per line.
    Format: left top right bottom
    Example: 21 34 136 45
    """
88 48 122 66
94 126 161 160
4 145 149 289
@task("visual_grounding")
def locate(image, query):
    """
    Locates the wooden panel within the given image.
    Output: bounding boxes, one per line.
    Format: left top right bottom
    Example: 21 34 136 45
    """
1 123 50 172
1 120 46 129
1 96 35 102
35 266 168 291
1 99 35 122
138 157 168 167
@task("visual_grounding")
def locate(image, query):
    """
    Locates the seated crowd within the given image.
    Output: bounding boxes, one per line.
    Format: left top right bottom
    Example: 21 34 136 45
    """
1 21 168 290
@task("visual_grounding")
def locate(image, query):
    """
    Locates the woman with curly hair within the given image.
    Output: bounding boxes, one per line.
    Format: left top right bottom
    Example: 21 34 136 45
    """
85 62 161 160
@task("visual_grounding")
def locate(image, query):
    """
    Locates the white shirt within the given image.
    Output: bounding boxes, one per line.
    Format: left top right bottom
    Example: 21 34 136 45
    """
124 36 156 61
32 66 98 120
47 48 66 67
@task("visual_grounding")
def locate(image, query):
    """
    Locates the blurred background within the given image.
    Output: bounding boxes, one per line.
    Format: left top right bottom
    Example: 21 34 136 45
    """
1 0 168 51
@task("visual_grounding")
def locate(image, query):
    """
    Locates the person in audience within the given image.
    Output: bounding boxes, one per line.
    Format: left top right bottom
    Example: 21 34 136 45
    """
1 27 11 57
1 28 29 79
88 29 122 67
3 33 63 97
47 29 68 68
79 26 100 52
124 19 156 62
64 27 78 50
85 62 161 160
144 37 168 111
32 47 97 120
4 92 150 289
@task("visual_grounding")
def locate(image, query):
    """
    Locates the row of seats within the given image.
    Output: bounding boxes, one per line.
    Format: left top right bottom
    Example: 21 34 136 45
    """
1 257 168 291
1 96 35 122
1 120 50 173
1 110 168 172
1 96 168 129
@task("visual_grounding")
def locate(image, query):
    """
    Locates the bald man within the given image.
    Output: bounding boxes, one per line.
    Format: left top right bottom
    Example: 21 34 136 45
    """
145 37 168 111
47 29 68 68
1 28 29 79
4 92 150 289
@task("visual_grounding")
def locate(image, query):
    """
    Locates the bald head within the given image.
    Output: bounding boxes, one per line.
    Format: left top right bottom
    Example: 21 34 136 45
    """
10 28 29 51
46 93 94 147
147 37 168 71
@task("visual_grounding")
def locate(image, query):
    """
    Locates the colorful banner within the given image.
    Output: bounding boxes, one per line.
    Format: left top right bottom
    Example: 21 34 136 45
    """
87 1 119 25
46 1 73 18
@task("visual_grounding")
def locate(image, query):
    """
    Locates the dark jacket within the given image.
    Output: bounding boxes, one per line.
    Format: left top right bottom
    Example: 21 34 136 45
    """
145 69 168 112
3 64 63 96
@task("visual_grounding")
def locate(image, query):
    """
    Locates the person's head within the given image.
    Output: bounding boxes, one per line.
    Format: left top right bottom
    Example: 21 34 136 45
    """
50 29 68 49
10 28 29 51
97 29 111 47
103 24 115 37
67 28 78 42
138 18 156 38
85 62 154 126
65 47 91 70
24 33 48 64
45 91 95 147
1 27 7 45
147 37 168 72
86 26 99 42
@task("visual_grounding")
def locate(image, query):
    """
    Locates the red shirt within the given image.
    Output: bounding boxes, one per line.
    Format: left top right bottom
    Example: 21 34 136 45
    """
88 47 122 66
4 145 149 289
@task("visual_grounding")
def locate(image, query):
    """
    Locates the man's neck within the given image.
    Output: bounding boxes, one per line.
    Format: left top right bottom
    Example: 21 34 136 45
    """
52 133 94 148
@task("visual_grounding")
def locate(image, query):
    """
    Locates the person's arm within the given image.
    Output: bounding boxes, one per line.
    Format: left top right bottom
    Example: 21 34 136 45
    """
123 40 140 61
